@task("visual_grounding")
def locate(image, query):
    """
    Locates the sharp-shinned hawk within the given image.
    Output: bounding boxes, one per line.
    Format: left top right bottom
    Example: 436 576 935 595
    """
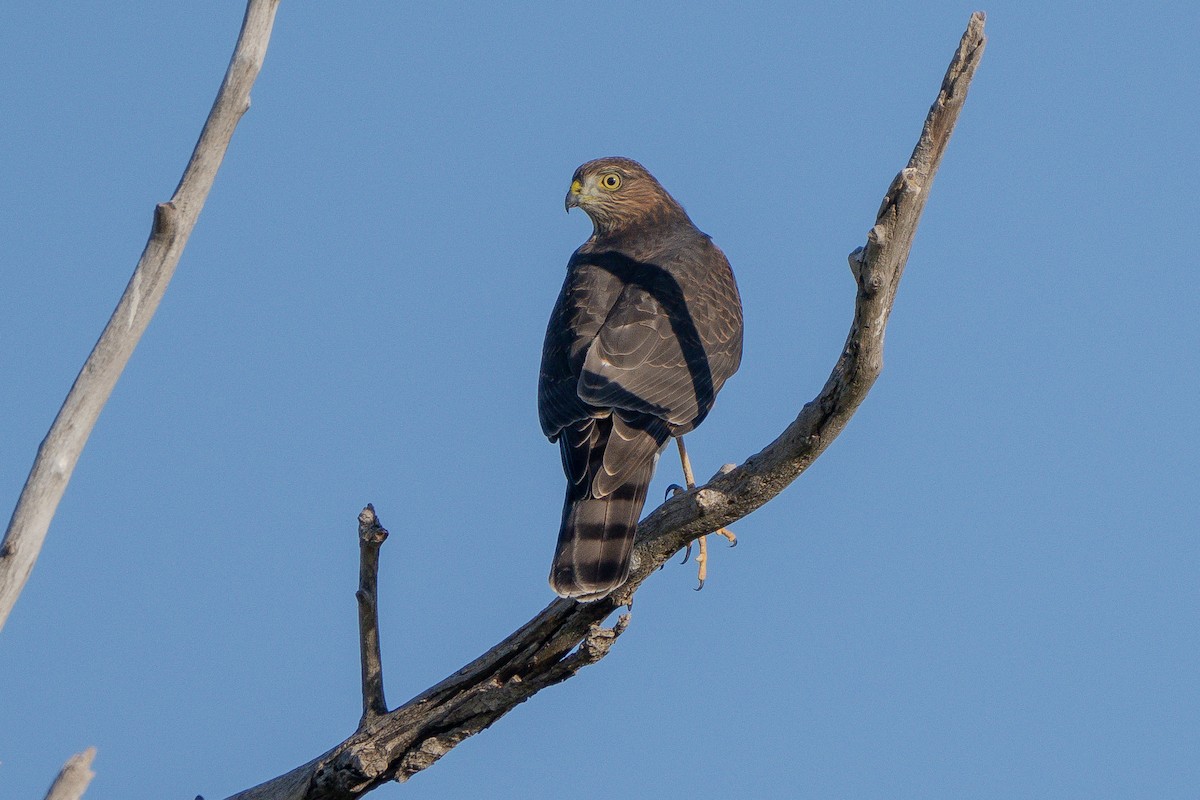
539 157 743 601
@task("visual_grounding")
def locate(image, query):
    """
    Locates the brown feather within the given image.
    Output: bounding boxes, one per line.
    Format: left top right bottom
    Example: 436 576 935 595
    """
539 157 743 600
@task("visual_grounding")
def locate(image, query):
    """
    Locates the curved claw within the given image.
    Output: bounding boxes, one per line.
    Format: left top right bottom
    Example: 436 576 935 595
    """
694 576 705 592
715 527 738 547
664 483 685 501
680 541 693 564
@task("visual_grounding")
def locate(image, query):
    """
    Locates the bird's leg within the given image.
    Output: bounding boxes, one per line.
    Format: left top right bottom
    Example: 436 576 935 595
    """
664 484 693 566
674 436 736 591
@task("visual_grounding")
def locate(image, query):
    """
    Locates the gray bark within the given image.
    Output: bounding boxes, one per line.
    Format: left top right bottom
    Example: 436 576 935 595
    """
357 505 389 723
42 748 97 800
0 0 282 633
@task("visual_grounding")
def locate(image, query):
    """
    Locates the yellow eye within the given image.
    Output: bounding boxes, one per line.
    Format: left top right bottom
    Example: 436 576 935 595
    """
599 172 621 191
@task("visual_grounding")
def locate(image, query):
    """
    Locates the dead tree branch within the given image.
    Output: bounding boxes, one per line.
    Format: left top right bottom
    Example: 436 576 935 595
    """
357 505 390 724
223 12 986 800
42 747 97 800
0 0 282 633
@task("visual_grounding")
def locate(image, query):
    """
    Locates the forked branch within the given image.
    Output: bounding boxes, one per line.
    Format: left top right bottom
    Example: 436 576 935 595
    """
224 12 986 800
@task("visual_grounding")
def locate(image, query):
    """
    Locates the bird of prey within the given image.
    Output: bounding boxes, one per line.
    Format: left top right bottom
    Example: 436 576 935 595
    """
539 157 743 601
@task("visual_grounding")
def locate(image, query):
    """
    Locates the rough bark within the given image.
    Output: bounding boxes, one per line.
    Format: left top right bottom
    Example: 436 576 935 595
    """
356 505 390 723
0 0 281 633
224 12 987 800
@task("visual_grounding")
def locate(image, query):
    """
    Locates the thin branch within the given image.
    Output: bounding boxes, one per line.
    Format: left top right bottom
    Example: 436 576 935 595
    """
0 0 282 633
356 505 389 724
43 747 97 800
223 12 986 800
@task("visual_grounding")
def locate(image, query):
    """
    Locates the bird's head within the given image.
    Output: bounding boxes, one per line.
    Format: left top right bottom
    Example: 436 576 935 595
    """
564 157 687 235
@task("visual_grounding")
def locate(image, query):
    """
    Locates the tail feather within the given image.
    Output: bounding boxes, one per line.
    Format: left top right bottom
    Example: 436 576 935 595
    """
549 471 652 600
548 414 664 601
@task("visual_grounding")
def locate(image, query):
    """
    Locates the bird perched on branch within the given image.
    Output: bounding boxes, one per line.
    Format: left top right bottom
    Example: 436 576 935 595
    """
539 157 743 601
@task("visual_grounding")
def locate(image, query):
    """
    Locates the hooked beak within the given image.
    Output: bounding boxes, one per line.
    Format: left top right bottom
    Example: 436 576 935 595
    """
564 178 583 212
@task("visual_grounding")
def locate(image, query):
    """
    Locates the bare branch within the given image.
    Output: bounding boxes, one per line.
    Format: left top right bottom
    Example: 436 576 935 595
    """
0 0 282 632
223 12 986 800
43 747 97 800
356 505 389 724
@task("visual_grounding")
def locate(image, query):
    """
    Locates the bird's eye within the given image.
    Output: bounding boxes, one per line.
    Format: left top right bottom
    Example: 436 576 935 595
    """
600 173 621 191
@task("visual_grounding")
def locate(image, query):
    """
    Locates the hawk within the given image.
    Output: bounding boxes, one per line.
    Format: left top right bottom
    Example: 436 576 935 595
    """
539 157 743 600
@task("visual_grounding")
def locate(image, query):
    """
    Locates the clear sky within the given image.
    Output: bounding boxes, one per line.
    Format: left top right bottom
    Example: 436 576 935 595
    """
2 2 1198 798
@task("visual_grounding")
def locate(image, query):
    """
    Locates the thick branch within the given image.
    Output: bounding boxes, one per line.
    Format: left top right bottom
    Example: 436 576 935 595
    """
224 12 986 800
43 747 97 800
0 0 281 632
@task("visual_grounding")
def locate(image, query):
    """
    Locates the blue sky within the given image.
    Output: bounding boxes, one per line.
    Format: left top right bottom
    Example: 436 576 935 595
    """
2 2 1198 798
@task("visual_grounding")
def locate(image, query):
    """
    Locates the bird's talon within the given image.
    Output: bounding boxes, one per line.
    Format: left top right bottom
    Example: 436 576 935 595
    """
665 483 685 501
680 542 693 564
694 534 708 589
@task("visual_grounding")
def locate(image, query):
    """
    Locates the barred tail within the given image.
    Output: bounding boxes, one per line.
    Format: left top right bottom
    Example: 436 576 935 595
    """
548 469 652 601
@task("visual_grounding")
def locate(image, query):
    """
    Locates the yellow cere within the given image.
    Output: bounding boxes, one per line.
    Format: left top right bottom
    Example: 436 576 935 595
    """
570 179 583 194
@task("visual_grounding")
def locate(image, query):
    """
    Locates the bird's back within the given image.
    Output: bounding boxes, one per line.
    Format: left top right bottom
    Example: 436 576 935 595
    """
541 158 743 600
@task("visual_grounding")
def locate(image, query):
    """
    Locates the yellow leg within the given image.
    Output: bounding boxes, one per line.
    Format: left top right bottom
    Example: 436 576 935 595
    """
676 436 698 487
674 437 736 591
